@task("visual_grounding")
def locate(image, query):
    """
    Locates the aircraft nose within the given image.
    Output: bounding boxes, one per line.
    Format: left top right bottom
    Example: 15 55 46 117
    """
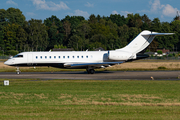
4 61 9 65
4 60 11 66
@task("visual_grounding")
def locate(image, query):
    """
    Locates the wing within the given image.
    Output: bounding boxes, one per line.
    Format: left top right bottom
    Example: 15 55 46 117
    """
64 62 124 69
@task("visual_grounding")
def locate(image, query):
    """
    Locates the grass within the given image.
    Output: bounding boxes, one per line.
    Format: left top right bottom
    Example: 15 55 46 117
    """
0 79 180 119
158 66 167 70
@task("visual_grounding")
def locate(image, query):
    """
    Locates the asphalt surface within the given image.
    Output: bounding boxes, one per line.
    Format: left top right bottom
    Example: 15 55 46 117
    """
0 71 180 80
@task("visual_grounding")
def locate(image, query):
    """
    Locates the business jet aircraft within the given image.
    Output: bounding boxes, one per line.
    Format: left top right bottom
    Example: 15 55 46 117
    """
4 30 174 74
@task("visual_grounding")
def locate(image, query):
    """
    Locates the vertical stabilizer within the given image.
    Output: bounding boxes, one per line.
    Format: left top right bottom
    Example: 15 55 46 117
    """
116 30 174 54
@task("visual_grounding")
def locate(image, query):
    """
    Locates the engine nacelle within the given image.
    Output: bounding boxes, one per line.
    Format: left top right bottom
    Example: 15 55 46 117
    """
108 51 135 60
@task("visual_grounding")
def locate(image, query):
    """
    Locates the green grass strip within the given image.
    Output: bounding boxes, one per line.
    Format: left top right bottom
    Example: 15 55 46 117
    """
0 79 180 119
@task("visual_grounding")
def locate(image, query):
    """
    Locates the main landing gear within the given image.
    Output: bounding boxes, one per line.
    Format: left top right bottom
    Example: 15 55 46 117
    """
86 69 95 74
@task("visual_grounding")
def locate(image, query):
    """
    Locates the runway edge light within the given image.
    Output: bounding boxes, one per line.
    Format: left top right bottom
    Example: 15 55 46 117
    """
4 80 9 86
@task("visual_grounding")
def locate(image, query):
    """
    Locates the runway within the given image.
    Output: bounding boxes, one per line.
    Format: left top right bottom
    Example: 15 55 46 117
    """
0 71 180 80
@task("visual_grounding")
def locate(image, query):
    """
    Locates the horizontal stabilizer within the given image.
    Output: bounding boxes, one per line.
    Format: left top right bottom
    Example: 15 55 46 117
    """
141 33 174 36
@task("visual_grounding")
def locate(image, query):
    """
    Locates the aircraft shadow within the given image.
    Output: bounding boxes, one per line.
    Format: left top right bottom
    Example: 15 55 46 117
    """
40 71 114 74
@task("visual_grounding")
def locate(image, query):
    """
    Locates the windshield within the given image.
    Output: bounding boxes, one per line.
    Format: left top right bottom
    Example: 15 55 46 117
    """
13 54 23 58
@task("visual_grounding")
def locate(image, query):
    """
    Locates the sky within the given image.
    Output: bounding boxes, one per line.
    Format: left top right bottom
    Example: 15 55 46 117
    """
1 0 180 23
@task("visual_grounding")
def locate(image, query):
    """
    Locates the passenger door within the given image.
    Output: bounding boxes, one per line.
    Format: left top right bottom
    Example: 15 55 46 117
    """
27 53 33 65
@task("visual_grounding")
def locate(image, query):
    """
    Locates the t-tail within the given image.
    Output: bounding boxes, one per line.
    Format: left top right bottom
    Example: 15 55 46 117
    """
108 30 174 61
116 30 174 54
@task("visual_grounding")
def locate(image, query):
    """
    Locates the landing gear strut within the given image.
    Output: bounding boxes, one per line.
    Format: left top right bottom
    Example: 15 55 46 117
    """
86 69 95 74
16 67 20 74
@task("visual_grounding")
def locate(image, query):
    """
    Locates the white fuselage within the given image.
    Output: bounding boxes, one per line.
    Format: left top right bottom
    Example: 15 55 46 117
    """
4 51 130 69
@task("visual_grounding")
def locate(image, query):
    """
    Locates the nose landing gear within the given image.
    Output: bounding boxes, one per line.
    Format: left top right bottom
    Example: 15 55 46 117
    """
16 67 20 74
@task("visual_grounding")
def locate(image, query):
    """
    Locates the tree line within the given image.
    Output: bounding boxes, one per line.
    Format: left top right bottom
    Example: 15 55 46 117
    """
0 7 180 55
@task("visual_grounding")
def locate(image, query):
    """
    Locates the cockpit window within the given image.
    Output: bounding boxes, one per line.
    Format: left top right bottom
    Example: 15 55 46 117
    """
13 55 23 58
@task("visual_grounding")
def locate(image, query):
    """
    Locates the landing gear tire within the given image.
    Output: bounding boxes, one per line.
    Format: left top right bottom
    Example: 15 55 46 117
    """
90 69 95 74
87 69 95 74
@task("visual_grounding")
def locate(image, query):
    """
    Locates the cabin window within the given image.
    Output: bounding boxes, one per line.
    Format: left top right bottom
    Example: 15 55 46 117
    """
72 56 74 58
86 56 88 58
67 56 69 58
40 56 42 59
59 56 60 58
45 56 47 59
81 56 83 58
77 56 79 58
63 56 65 58
36 56 38 59
54 56 56 59
49 56 51 59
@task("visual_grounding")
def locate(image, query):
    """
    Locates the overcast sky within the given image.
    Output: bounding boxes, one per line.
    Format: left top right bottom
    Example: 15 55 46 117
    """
1 0 180 22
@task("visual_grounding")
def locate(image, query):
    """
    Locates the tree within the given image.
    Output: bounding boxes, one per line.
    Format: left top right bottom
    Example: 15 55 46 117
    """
76 20 91 39
61 15 85 35
3 24 15 50
24 19 48 51
148 40 158 52
6 8 25 26
117 24 129 48
44 15 64 49
171 20 180 51
0 8 26 52
44 15 62 28
0 9 8 50
150 18 161 32
158 22 176 50
106 33 117 50
89 20 111 38
106 20 118 37
141 14 151 30
1 7 179 53
63 20 71 37
68 35 82 50
148 18 162 51
3 23 27 51
157 50 162 54
0 27 4 50
173 15 180 21
0 9 8 26
47 25 63 49
63 20 71 46
97 14 101 22
109 14 127 26
54 44 66 49
16 25 27 51
90 34 107 45
88 14 97 24
127 13 143 28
